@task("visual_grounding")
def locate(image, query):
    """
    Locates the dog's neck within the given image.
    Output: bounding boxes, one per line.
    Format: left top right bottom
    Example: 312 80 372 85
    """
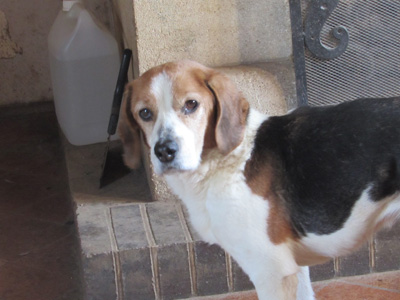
164 108 268 196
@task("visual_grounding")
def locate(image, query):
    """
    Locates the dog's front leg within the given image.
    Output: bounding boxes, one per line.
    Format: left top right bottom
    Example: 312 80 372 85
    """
232 249 314 300
250 265 314 300
250 265 297 300
205 191 314 299
296 266 314 300
253 272 297 300
226 244 299 300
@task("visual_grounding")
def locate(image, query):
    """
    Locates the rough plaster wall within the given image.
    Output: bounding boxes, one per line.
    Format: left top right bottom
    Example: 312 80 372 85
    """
132 0 292 74
84 0 115 34
0 0 115 106
0 0 60 105
113 0 138 78
219 66 287 115
0 10 22 58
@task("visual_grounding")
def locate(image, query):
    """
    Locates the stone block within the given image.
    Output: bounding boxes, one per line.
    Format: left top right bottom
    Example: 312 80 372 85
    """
231 259 254 292
77 205 112 256
110 205 155 299
310 260 335 282
194 242 228 296
146 202 186 245
158 244 192 300
374 222 400 272
82 253 116 300
111 205 148 250
337 242 371 277
119 248 155 300
146 202 192 299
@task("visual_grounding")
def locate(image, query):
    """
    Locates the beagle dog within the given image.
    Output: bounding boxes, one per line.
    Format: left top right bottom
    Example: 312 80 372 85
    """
119 60 400 300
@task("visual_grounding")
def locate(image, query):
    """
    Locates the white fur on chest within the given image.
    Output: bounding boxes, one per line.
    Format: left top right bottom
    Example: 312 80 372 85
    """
165 149 300 289
165 110 298 282
165 109 268 246
162 108 314 299
166 157 268 247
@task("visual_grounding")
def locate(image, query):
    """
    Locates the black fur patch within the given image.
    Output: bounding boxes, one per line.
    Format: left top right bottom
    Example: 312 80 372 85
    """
248 98 400 235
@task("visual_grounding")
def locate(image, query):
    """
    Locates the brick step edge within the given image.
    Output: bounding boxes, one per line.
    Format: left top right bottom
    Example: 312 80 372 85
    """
76 202 400 300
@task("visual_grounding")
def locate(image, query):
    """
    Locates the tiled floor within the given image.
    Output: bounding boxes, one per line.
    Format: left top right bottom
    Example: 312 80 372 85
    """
0 104 82 300
192 271 400 300
1 103 399 300
313 271 400 300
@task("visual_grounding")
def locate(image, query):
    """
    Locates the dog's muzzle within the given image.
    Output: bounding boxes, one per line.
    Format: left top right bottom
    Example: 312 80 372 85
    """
154 139 179 163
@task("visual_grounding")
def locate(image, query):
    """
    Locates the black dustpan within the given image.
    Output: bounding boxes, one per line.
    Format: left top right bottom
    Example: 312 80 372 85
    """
100 49 132 188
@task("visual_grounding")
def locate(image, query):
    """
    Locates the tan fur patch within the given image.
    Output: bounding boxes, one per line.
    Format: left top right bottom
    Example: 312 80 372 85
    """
291 243 331 266
282 273 298 300
167 65 217 151
207 71 250 155
268 192 298 245
118 85 142 169
244 163 297 245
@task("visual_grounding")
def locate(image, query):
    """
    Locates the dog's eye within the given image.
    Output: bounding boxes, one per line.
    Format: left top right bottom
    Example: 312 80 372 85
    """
139 108 153 121
183 100 198 114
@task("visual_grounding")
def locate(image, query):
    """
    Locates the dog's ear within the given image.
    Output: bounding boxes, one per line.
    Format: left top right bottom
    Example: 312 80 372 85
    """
118 84 142 169
206 71 249 155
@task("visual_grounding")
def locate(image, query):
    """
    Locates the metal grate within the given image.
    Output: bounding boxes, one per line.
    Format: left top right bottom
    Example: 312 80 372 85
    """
301 0 400 106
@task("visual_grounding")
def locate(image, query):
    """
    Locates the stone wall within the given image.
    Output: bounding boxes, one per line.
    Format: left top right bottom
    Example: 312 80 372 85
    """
115 0 292 77
0 0 115 106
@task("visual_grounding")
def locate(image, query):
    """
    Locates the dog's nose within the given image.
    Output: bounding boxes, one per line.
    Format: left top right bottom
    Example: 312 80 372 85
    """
154 140 178 163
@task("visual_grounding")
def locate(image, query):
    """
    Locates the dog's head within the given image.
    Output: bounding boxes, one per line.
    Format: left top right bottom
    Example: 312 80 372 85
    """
118 60 249 175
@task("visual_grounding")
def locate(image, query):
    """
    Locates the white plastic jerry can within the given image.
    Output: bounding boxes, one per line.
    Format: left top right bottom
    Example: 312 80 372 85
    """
48 0 120 145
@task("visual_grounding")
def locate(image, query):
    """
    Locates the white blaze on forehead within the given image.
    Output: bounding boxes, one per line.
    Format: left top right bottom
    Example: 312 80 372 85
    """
150 71 174 112
147 70 202 174
149 70 176 144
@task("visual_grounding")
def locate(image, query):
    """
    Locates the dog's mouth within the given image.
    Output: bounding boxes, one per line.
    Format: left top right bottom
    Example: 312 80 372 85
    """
151 136 201 175
159 166 183 175
154 161 197 176
152 154 199 176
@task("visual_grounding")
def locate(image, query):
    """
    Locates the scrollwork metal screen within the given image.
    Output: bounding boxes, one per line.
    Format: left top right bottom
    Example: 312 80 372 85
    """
301 0 400 106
